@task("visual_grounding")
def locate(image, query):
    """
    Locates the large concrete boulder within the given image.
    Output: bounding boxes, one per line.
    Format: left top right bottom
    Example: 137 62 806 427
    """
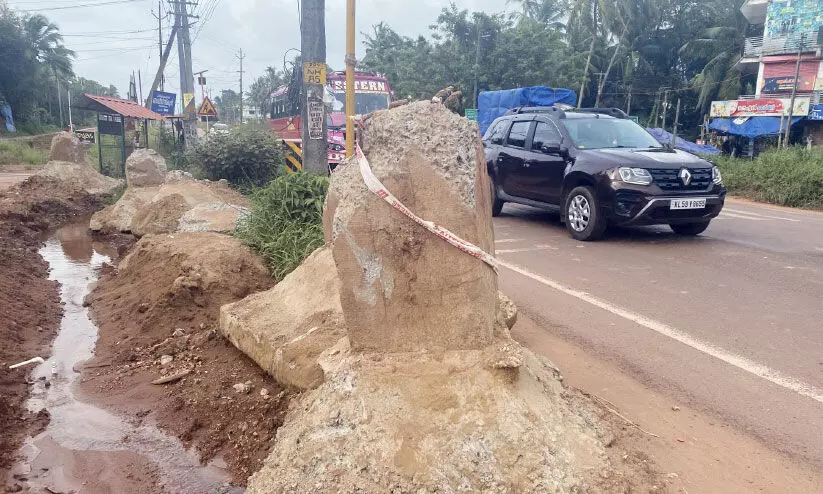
323 101 497 353
37 161 123 196
219 248 346 389
48 132 87 164
125 149 167 187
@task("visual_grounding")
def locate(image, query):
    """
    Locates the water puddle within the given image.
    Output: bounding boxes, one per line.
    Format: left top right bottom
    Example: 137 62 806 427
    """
12 222 238 494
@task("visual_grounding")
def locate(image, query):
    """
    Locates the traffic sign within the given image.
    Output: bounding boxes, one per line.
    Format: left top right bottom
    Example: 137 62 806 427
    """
198 96 218 118
465 108 478 121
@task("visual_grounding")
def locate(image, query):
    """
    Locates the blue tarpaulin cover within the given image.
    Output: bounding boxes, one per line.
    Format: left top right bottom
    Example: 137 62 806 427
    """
709 116 802 139
646 127 720 155
478 87 576 134
0 103 15 132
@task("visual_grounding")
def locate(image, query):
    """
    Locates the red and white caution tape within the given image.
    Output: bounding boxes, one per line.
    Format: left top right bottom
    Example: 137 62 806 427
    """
355 144 498 273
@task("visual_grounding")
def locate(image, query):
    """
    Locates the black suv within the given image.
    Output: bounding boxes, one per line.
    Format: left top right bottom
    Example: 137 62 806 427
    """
483 107 726 240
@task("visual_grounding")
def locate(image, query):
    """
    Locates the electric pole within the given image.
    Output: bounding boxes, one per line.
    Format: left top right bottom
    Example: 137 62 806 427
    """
784 35 805 148
152 1 166 91
57 78 64 129
173 0 196 122
300 0 328 174
145 23 178 109
236 49 245 124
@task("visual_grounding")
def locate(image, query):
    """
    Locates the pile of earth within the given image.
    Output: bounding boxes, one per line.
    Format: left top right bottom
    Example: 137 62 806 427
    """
90 149 250 236
78 232 294 485
0 176 103 486
36 161 123 196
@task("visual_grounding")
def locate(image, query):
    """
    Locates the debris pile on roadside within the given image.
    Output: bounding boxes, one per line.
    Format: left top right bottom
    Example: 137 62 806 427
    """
47 131 88 164
89 149 249 235
217 102 664 492
79 231 292 485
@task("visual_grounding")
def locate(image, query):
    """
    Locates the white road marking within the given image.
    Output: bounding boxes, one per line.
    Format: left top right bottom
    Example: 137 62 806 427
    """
724 208 801 223
495 238 525 244
499 259 823 405
719 212 766 221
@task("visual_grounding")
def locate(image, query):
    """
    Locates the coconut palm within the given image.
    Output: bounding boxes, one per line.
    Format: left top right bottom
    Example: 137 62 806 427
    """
22 14 74 78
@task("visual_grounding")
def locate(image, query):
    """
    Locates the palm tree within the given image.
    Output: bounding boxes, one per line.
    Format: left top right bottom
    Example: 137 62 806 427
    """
22 14 74 78
508 0 567 30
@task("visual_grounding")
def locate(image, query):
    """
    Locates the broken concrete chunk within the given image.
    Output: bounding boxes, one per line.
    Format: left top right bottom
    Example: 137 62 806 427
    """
219 247 346 389
323 101 497 353
497 291 518 330
49 132 87 164
159 355 173 366
126 149 167 187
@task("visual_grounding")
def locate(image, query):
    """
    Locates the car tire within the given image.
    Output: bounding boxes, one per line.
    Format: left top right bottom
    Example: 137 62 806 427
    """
564 186 607 241
491 177 504 217
670 221 711 236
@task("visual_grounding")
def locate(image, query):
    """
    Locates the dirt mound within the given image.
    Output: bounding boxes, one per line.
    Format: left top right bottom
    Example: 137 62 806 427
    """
37 161 124 196
90 174 249 236
79 232 293 485
0 176 103 486
48 132 88 164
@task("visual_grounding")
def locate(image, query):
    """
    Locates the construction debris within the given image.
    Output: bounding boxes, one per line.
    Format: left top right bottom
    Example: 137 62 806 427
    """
125 149 167 187
48 132 88 164
37 161 123 196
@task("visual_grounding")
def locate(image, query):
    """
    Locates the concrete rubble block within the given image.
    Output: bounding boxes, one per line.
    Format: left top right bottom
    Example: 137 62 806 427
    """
125 149 167 187
37 161 123 196
323 101 497 353
219 247 347 389
48 131 87 164
497 291 518 330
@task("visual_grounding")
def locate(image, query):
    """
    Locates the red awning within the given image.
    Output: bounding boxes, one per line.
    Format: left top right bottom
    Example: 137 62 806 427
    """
74 94 166 120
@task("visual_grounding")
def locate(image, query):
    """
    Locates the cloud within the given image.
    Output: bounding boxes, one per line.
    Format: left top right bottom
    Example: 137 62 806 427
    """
10 0 510 100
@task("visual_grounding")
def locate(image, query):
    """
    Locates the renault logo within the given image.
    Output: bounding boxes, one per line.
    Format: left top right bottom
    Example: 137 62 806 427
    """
679 168 692 186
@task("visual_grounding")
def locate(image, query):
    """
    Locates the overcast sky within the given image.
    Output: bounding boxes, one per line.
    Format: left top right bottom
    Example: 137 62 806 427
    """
8 0 512 102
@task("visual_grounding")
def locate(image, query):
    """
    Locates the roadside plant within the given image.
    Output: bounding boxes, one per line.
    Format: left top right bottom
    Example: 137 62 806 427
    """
188 126 284 191
235 172 329 281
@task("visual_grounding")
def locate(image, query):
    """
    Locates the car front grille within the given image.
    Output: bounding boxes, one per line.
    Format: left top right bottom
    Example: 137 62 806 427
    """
648 168 712 191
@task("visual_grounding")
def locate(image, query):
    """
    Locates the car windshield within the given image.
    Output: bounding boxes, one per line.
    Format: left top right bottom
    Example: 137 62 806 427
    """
331 92 391 115
563 118 662 150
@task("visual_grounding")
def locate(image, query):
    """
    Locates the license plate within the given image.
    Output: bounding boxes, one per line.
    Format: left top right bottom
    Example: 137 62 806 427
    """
670 198 707 210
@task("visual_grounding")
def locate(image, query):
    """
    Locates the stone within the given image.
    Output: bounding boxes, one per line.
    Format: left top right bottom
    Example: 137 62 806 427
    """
48 132 87 164
323 101 497 353
126 149 167 187
172 328 186 337
219 247 346 389
260 387 269 397
152 337 188 357
496 291 518 330
233 382 251 394
160 355 173 366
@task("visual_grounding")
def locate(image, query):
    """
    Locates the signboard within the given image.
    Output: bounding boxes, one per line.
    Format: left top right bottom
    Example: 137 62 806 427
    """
197 96 218 117
74 130 95 143
709 98 810 117
183 93 195 111
329 79 389 93
808 104 823 121
303 62 327 85
307 93 324 140
150 91 177 115
98 113 123 136
629 115 639 123
465 108 478 121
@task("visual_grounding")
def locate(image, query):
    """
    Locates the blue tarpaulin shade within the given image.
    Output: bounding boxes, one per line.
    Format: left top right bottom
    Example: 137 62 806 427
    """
645 127 720 155
709 116 802 139
478 87 576 134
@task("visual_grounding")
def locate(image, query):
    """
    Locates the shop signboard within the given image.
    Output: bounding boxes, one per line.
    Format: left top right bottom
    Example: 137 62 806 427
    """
709 98 810 117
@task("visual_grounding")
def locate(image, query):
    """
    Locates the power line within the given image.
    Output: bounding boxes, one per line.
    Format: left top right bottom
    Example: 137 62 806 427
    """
16 0 147 12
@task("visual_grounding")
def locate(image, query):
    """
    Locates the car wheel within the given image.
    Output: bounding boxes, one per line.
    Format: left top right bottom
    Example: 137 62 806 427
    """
491 177 504 217
670 221 711 236
564 186 607 241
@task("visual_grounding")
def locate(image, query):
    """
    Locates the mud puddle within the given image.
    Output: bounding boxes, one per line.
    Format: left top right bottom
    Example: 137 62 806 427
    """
10 223 239 494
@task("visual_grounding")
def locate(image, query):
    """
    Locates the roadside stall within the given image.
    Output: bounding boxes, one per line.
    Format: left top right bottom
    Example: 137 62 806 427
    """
707 97 808 157
72 94 165 177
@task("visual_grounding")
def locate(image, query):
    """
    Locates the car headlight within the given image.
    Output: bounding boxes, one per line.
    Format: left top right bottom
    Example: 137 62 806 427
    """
618 167 653 186
712 166 723 185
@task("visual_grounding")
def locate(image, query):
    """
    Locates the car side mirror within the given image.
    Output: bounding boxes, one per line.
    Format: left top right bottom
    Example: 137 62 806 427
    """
491 136 504 145
541 142 563 155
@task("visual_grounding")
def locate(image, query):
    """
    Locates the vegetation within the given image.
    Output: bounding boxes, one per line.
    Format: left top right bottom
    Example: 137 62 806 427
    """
0 139 48 166
236 172 329 281
714 149 823 210
0 6 117 132
186 126 285 190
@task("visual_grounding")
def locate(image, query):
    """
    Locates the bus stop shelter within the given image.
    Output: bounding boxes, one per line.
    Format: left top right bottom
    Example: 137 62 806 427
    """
73 94 165 177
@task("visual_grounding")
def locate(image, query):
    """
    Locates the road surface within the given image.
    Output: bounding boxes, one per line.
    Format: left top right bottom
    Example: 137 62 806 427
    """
495 198 823 488
0 171 33 190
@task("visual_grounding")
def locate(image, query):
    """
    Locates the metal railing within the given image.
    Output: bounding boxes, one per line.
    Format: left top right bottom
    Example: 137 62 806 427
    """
743 36 763 58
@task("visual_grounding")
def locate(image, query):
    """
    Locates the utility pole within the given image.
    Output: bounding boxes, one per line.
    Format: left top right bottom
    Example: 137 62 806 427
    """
345 0 356 158
300 0 328 174
152 0 166 91
145 24 178 108
236 49 245 123
784 36 805 148
67 90 73 131
57 78 64 129
173 0 196 121
671 97 681 147
138 70 143 104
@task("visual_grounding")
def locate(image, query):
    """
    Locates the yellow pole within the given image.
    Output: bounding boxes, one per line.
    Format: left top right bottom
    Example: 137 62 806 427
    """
345 0 356 158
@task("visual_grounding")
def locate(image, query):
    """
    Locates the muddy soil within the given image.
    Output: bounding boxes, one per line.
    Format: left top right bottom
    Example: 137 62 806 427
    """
0 176 102 486
78 233 294 486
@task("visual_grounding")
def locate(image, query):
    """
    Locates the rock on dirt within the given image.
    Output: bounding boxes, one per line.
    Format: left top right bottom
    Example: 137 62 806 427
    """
89 157 249 236
220 247 347 390
0 176 103 487
126 149 167 187
37 161 123 196
323 101 497 353
78 231 292 485
48 132 88 164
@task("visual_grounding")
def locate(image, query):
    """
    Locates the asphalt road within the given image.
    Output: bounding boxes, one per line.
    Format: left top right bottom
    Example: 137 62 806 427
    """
495 198 823 470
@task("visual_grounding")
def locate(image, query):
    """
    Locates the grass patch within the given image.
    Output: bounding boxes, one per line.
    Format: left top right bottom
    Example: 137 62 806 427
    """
713 147 823 210
235 172 329 281
0 140 49 166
